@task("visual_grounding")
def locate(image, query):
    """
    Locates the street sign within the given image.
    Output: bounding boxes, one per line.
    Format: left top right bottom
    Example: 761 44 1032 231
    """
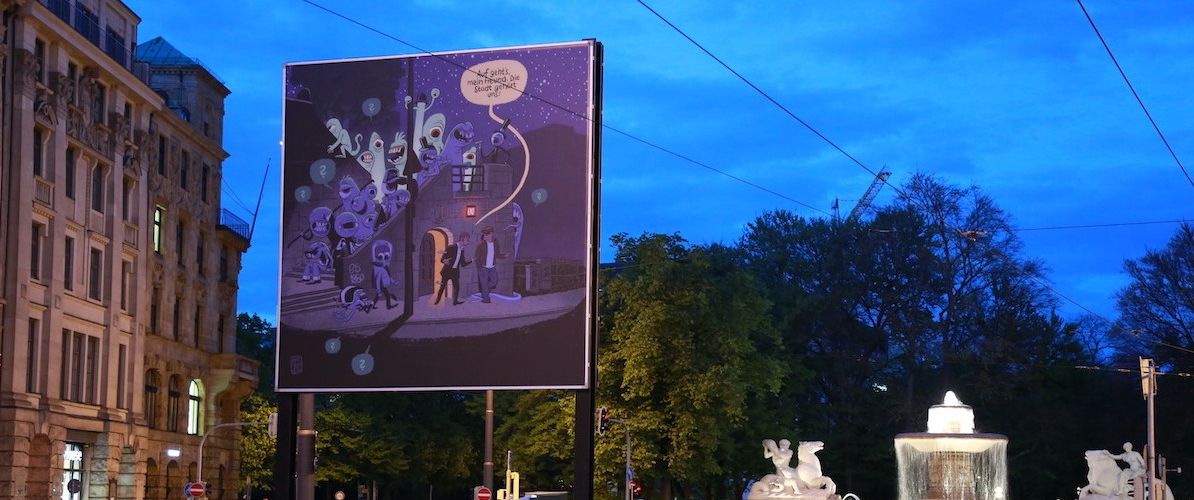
475 486 493 500
186 482 206 498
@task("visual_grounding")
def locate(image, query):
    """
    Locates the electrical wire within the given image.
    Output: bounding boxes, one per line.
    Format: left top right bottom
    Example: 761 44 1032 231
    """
636 1 1194 356
300 0 830 217
1076 0 1194 190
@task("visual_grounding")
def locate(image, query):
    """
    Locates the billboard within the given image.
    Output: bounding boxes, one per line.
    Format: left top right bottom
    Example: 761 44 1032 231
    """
277 41 600 391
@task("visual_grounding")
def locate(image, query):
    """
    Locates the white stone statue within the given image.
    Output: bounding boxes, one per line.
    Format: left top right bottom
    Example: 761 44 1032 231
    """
747 439 838 500
1078 444 1175 500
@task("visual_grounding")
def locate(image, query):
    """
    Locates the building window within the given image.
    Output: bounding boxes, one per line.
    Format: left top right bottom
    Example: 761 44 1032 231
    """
167 376 181 432
122 177 133 221
196 233 205 274
201 164 210 202
217 314 226 352
90 164 105 213
61 330 98 404
85 336 98 404
31 222 44 281
27 318 39 394
150 287 161 335
180 150 189 190
92 82 106 125
176 219 185 265
153 206 165 254
67 63 78 105
145 370 160 429
119 260 130 310
63 237 75 291
65 147 77 199
33 128 44 177
219 246 229 282
193 305 202 346
63 442 85 500
187 380 204 435
157 135 167 176
172 298 181 340
116 345 127 409
88 248 103 301
34 38 46 83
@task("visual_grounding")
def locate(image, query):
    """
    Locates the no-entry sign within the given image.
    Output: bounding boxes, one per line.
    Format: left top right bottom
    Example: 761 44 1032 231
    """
475 486 492 500
186 482 206 498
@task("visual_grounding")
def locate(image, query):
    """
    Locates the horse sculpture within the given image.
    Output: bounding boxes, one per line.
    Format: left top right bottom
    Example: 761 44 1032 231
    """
1079 449 1175 500
1080 450 1122 498
796 441 837 495
747 439 838 500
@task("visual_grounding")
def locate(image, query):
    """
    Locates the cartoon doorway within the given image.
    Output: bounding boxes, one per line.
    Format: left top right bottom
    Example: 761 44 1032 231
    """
419 229 449 300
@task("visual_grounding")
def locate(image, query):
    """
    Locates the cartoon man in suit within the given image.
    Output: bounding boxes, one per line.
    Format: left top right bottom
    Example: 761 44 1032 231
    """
435 232 471 305
473 226 508 303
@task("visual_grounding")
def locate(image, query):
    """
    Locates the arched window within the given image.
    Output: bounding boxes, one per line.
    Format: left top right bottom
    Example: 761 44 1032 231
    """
166 376 181 432
187 380 204 435
144 370 160 429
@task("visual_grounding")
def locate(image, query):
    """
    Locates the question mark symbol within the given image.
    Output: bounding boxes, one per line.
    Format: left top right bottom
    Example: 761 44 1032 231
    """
319 164 327 177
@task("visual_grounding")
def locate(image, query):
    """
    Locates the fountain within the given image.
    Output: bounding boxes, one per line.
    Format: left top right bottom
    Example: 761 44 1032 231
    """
894 392 1008 500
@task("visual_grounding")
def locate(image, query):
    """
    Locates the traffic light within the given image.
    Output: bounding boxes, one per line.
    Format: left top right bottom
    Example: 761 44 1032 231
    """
597 407 611 435
630 480 642 496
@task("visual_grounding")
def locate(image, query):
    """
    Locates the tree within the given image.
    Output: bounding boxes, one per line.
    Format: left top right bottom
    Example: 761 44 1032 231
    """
237 313 277 393
237 314 278 495
597 233 786 500
239 393 278 492
1115 223 1194 371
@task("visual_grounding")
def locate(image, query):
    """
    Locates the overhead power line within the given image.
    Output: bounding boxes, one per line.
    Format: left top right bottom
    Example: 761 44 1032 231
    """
636 1 1194 356
301 0 829 216
1076 0 1194 190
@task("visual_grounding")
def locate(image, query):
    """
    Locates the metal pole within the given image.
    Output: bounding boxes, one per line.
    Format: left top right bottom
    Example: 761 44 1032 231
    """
1146 362 1157 500
485 390 495 490
297 393 316 500
624 426 632 500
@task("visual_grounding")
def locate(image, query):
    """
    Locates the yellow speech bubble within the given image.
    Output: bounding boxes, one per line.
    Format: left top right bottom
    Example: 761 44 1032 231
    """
461 60 528 106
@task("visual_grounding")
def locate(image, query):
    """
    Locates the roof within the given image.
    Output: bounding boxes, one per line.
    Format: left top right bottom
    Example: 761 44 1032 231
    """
135 36 196 66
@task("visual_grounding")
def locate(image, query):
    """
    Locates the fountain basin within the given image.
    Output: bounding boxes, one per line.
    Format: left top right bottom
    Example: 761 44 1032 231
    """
895 433 1008 453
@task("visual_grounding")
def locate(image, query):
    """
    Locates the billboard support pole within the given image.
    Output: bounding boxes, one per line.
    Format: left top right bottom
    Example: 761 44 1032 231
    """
297 393 316 500
274 393 298 500
485 390 495 490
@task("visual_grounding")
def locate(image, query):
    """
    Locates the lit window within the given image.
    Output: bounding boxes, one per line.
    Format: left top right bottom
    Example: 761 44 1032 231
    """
153 206 165 254
187 380 204 435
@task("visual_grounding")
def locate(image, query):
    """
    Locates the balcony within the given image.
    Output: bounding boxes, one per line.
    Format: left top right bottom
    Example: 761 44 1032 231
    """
34 177 54 207
39 0 134 73
217 209 251 243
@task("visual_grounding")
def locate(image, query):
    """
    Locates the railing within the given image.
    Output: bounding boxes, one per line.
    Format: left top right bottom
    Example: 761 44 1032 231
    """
34 177 54 207
218 209 251 242
104 30 127 67
123 221 139 248
45 0 70 22
38 0 133 73
72 2 100 46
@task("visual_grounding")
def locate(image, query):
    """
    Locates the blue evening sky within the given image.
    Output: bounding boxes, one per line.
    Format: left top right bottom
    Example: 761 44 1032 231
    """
127 1 1193 326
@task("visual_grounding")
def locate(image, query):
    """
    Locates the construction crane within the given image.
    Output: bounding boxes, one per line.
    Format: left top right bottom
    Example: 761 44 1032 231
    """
833 168 891 224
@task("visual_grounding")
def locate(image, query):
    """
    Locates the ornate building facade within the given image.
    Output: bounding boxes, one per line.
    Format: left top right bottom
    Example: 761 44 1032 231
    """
0 2 257 500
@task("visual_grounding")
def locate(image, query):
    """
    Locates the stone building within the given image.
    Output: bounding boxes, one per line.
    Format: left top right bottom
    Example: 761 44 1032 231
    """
0 2 257 500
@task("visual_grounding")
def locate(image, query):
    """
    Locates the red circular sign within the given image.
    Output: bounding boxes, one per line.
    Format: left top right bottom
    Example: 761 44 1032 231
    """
475 487 492 500
187 483 207 498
